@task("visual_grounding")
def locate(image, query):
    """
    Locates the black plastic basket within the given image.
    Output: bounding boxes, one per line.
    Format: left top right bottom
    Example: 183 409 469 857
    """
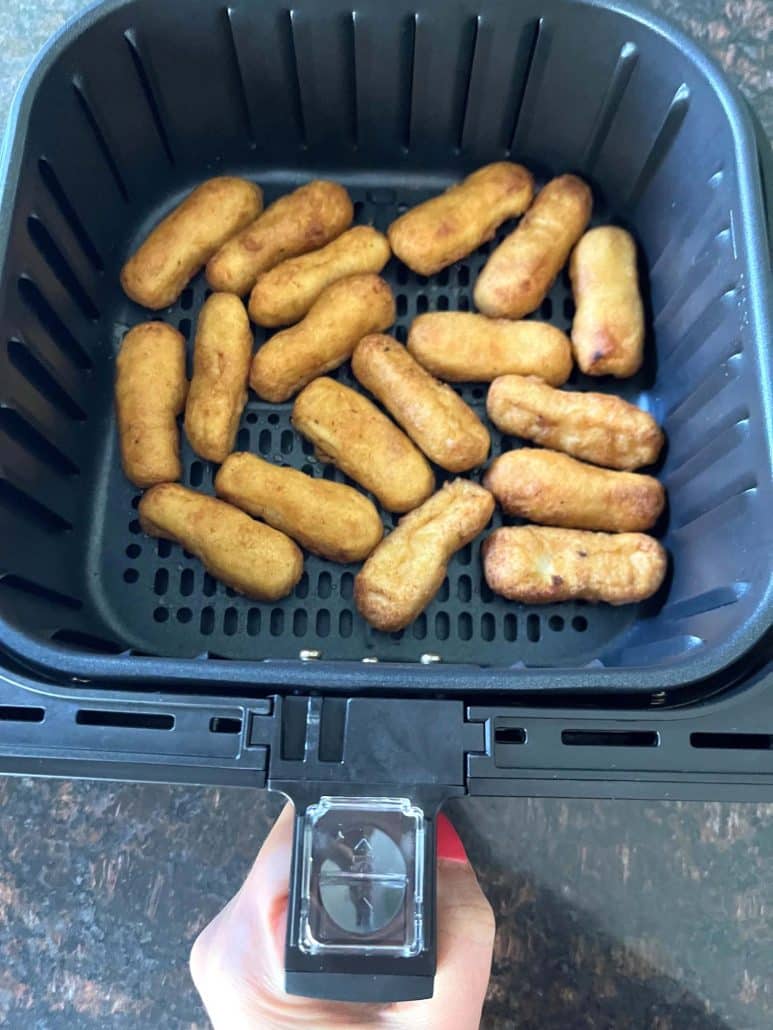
0 0 771 1003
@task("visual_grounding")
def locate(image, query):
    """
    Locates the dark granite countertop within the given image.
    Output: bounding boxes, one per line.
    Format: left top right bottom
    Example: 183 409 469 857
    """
0 2 771 1028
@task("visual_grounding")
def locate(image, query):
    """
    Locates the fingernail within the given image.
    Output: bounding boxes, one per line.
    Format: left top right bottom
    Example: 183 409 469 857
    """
436 812 469 864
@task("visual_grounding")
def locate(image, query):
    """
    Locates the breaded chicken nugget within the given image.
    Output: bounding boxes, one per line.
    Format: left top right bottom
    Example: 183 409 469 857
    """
215 452 383 563
115 323 187 488
206 181 353 296
474 175 592 319
484 450 665 532
352 335 489 472
184 294 252 463
121 178 262 310
292 378 435 513
249 274 395 403
570 227 645 377
483 526 666 605
355 480 495 631
407 312 572 385
486 375 664 471
388 163 534 276
248 226 391 327
139 483 302 600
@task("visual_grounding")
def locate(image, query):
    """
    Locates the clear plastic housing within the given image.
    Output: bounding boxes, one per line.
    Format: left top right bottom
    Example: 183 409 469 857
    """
298 797 425 956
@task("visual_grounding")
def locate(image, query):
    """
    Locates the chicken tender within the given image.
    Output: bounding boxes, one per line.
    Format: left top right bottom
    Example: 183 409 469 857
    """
486 375 664 470
121 178 262 310
248 226 391 327
483 526 666 605
484 450 665 532
352 335 489 472
115 323 187 488
215 452 383 563
355 480 495 631
407 312 572 385
292 378 434 513
184 294 252 463
474 174 592 319
570 226 645 377
388 163 534 276
249 274 395 403
206 180 353 295
139 483 302 600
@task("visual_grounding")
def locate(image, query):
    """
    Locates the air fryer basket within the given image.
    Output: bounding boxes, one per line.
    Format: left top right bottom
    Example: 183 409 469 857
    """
0 0 770 697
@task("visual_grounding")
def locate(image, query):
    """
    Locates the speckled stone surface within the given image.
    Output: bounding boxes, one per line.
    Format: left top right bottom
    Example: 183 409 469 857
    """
0 2 771 1028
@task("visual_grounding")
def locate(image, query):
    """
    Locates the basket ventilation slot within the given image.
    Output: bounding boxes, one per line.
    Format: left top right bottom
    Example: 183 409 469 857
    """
72 76 129 201
0 705 45 723
691 733 772 750
17 277 92 371
76 709 174 730
37 157 104 272
124 28 175 165
26 215 99 321
561 729 660 747
6 338 87 421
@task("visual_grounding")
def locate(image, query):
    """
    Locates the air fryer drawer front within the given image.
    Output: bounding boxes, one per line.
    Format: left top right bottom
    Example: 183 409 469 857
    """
4 668 773 1001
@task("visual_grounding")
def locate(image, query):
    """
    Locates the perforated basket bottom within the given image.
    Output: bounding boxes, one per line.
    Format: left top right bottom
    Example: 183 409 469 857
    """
94 178 660 664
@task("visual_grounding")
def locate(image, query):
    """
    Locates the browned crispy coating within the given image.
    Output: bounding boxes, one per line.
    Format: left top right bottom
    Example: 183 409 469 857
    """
139 483 302 601
248 226 391 327
474 174 592 319
570 226 645 377
121 178 262 310
292 378 435 514
486 375 664 471
206 181 353 296
407 312 572 385
353 335 490 472
249 275 395 403
484 450 665 532
215 452 384 563
184 294 253 463
115 323 187 488
483 526 667 605
387 163 534 275
355 480 495 631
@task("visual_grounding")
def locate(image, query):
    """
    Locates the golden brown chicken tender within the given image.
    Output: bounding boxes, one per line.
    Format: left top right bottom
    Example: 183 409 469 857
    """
292 378 435 513
474 174 592 319
139 483 302 600
115 323 187 488
407 313 572 385
184 294 252 463
355 480 495 631
570 227 645 377
121 178 262 310
387 163 534 276
248 226 391 327
352 335 489 472
215 452 383 563
483 526 666 605
249 274 395 403
484 450 665 532
486 375 664 471
206 181 353 296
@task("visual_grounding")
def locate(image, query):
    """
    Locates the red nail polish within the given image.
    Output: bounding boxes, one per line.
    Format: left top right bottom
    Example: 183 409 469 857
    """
436 812 469 864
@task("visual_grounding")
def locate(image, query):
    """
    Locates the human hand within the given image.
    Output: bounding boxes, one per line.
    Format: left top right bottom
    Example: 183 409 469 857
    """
191 804 495 1029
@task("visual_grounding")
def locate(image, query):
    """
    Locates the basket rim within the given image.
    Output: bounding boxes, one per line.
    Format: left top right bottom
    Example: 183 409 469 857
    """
0 0 770 695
